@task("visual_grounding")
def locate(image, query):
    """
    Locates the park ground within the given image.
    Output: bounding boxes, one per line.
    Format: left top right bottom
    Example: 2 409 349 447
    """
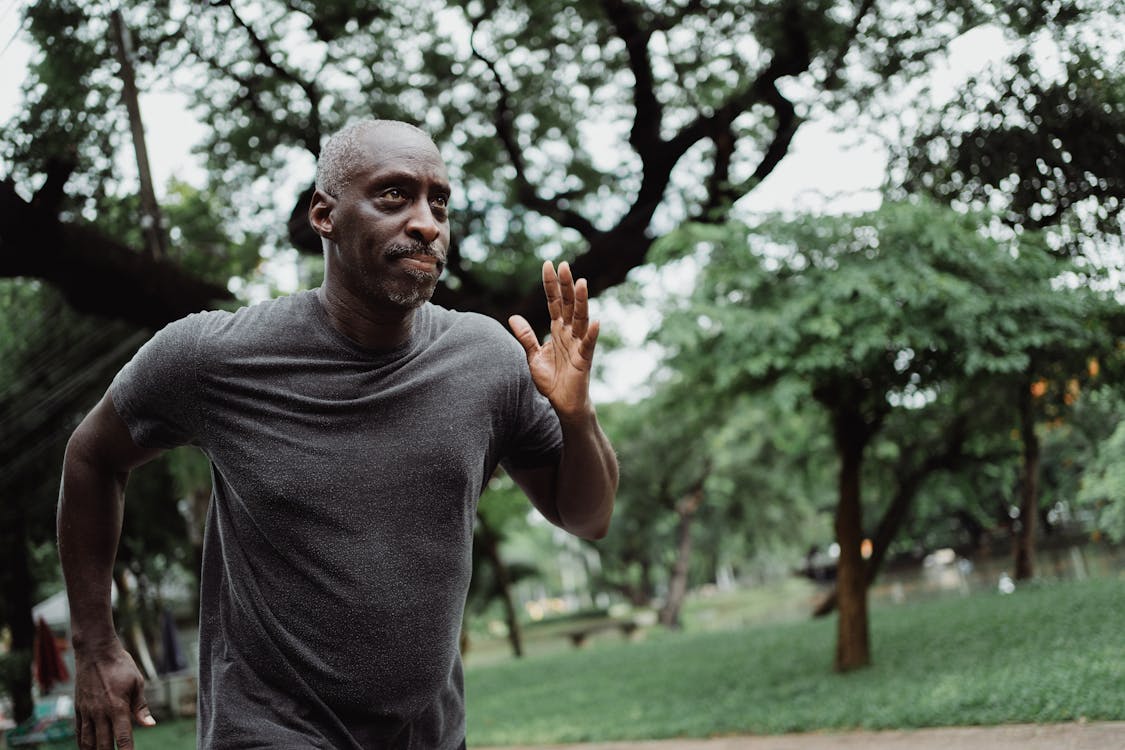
477 721 1125 750
9 575 1123 749
460 577 1123 747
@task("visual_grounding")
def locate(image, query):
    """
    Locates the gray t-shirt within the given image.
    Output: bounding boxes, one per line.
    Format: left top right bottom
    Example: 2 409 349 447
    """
110 291 562 749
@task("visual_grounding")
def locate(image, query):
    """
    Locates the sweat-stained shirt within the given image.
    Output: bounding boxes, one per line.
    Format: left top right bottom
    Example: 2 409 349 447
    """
110 290 563 749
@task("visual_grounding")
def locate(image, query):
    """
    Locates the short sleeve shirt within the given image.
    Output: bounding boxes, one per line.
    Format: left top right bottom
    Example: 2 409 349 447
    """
111 291 562 749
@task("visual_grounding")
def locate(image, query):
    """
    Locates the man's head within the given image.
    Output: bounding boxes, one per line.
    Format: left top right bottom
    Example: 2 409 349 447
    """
309 119 451 311
315 119 433 199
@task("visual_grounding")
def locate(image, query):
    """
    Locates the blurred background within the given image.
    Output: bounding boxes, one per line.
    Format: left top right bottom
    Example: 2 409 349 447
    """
0 0 1122 746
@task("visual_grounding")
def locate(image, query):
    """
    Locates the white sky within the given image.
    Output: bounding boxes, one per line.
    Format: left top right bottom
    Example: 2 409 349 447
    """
0 6 1018 402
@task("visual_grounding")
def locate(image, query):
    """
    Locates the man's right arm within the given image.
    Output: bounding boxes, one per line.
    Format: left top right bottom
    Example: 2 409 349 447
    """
58 391 164 749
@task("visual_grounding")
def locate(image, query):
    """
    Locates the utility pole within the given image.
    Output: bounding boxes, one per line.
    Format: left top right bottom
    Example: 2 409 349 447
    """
111 9 167 260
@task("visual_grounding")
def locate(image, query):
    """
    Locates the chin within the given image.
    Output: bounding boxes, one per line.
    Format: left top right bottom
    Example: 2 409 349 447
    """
385 281 438 309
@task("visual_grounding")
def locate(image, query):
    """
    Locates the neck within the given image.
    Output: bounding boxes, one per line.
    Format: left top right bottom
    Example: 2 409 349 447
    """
316 284 417 351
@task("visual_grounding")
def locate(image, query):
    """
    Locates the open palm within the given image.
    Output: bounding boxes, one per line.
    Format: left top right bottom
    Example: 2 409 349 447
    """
508 261 600 420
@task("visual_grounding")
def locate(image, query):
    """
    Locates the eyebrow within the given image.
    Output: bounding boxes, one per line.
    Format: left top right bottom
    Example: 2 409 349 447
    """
363 170 451 195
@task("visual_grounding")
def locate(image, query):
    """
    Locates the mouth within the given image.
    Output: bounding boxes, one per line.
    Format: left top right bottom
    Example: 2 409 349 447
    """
385 244 446 275
397 255 440 273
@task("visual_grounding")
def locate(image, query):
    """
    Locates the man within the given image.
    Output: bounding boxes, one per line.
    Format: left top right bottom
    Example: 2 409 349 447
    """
57 119 618 750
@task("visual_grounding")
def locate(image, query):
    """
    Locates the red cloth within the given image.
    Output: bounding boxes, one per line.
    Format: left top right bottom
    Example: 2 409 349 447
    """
33 616 69 693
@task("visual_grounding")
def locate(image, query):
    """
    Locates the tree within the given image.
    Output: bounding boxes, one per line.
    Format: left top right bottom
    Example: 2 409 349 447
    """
594 383 713 627
0 280 146 721
4 0 1111 638
897 35 1125 251
467 474 542 658
894 23 1125 578
1077 419 1125 543
596 372 828 626
809 383 993 616
651 199 1118 670
2 0 1092 330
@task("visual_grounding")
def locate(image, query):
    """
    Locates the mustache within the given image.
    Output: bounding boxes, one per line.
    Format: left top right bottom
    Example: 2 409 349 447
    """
385 243 446 266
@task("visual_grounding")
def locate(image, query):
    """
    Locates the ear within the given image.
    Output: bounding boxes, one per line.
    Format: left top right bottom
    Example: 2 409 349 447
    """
308 188 336 238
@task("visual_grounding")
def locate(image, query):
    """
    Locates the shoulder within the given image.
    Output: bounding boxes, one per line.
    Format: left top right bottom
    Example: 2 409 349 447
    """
208 291 314 332
424 305 524 360
424 304 499 333
192 291 318 352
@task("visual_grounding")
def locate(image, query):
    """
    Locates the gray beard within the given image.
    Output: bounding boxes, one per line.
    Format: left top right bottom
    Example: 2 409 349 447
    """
384 269 438 309
381 242 444 308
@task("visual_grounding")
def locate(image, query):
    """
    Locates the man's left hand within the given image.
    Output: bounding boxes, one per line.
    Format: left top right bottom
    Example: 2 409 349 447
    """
508 261 600 422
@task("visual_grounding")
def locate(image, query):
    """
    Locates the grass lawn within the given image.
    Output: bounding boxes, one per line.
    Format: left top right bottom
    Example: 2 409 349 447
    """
20 577 1122 749
464 577 1124 745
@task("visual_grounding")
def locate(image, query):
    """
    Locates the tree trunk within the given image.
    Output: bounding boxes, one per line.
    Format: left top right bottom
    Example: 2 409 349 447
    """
659 486 704 630
639 557 654 606
112 568 158 680
111 9 168 260
1 507 35 722
813 474 917 618
476 515 523 658
815 410 970 619
1014 381 1040 580
832 410 871 672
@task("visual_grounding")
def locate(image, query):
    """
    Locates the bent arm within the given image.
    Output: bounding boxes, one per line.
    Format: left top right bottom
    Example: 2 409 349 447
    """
507 260 618 540
59 391 162 649
510 410 618 540
58 391 163 743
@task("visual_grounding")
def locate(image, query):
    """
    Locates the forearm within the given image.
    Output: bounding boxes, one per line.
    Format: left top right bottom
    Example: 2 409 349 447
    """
57 443 128 651
554 408 618 540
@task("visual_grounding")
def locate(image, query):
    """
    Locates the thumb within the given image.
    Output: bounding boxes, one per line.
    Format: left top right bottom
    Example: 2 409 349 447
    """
132 687 155 726
507 315 540 358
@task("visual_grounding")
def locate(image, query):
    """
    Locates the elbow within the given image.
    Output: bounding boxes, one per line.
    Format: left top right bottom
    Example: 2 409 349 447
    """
576 521 611 541
61 430 93 484
565 498 614 541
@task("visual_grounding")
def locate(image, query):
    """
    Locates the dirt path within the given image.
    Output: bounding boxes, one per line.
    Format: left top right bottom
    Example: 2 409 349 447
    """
477 721 1125 750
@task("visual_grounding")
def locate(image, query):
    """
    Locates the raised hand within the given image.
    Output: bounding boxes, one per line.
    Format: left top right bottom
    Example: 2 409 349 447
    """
508 261 600 421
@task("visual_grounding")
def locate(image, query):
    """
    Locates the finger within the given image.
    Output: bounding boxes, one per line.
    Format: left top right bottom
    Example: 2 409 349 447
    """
134 694 155 727
112 714 136 750
76 710 92 750
96 716 115 750
541 261 563 322
578 319 600 362
571 278 590 340
558 261 575 325
507 315 541 359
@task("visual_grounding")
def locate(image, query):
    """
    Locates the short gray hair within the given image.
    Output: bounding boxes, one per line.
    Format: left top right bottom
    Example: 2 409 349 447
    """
315 119 431 197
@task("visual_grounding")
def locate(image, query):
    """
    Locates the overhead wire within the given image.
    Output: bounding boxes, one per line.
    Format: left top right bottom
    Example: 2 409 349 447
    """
0 320 127 395
0 329 147 455
0 0 29 59
0 320 128 403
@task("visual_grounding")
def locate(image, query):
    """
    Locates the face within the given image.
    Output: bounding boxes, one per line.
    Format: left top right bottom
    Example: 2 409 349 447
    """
313 126 452 311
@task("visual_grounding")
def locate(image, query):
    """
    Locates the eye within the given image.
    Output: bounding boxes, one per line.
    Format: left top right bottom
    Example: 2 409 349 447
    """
431 195 449 210
382 188 408 202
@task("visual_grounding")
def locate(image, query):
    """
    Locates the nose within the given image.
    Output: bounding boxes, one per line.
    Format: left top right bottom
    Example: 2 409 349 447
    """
405 202 442 245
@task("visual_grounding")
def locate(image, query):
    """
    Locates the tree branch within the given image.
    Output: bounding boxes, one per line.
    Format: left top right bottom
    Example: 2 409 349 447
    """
650 0 707 31
723 78 801 198
640 0 806 224
185 32 273 124
599 0 663 158
467 12 599 239
669 0 810 177
212 0 322 156
31 156 77 216
823 0 878 91
0 180 233 328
